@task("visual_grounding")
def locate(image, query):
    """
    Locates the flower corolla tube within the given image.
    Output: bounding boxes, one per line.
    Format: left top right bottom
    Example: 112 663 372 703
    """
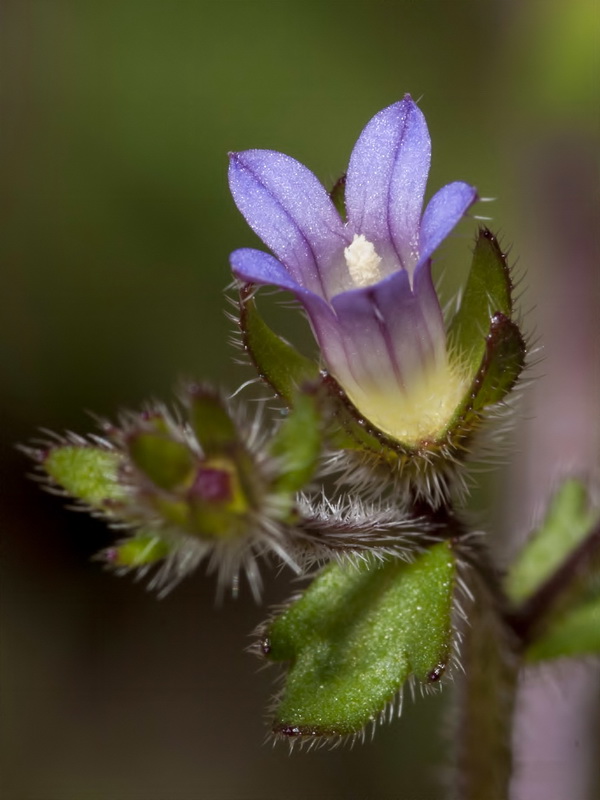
228 95 478 447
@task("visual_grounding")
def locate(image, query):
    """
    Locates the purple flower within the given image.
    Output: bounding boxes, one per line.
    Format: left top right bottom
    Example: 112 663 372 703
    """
228 95 477 446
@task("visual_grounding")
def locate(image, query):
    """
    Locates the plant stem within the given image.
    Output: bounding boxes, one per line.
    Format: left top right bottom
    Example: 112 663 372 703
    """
451 548 520 800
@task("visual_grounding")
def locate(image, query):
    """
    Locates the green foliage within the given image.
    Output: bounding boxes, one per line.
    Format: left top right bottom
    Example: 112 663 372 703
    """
188 387 239 456
127 432 195 491
238 288 319 405
264 543 456 737
448 228 513 376
108 532 171 567
466 313 526 414
270 391 322 494
505 479 600 605
44 445 126 508
526 597 600 662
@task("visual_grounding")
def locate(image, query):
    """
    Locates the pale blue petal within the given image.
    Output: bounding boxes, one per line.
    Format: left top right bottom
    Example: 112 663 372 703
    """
419 181 478 265
345 95 431 273
229 247 348 377
228 151 348 299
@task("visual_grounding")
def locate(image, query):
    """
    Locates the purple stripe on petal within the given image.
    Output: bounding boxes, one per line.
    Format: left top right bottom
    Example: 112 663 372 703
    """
345 95 431 274
419 181 478 265
370 267 445 380
228 151 348 299
410 260 447 368
331 286 408 396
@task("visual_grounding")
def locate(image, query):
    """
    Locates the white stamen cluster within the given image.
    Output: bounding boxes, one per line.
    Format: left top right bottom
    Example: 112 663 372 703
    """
344 234 382 288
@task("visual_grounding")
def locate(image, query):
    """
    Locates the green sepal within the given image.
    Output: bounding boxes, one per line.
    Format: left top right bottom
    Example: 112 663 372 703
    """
127 432 195 491
106 532 171 567
263 542 456 738
270 391 322 495
526 597 600 662
188 503 246 540
447 313 526 438
329 174 347 221
187 387 238 456
468 313 526 411
43 445 126 508
238 286 320 405
448 227 513 378
505 479 600 606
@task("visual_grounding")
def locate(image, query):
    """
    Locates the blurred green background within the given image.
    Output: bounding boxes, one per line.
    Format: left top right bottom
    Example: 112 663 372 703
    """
1 1 598 798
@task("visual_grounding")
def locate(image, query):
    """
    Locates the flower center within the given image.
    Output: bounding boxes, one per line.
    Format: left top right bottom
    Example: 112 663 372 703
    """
344 234 382 288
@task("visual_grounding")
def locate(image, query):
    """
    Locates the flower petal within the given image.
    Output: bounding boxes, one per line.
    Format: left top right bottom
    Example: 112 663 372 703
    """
229 248 348 377
345 95 431 274
330 266 445 399
230 247 302 294
419 181 478 265
228 151 348 299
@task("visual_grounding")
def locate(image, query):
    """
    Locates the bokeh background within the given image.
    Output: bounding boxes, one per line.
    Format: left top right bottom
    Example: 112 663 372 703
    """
1 1 598 798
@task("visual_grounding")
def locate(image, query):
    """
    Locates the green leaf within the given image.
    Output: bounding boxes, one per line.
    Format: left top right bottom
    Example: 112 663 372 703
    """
106 532 170 567
448 227 513 378
505 479 600 605
264 542 456 738
187 387 239 456
238 286 319 405
44 445 126 508
270 391 322 494
526 597 600 662
127 432 195 491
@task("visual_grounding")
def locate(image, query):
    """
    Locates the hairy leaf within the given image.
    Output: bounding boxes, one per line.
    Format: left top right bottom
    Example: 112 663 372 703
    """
264 543 456 738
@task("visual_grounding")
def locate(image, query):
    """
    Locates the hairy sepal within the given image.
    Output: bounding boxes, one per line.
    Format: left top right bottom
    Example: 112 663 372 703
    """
448 227 513 376
237 285 320 405
42 444 127 510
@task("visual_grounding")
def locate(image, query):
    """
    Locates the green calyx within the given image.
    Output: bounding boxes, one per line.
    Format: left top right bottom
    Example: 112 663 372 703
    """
43 445 126 509
262 542 456 738
187 385 240 457
128 432 196 491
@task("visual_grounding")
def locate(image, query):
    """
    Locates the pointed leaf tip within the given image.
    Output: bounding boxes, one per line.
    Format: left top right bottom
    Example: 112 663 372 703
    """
186 386 239 456
449 227 514 378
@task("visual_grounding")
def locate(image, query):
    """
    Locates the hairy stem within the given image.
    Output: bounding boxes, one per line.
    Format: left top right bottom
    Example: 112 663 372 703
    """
451 549 520 800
